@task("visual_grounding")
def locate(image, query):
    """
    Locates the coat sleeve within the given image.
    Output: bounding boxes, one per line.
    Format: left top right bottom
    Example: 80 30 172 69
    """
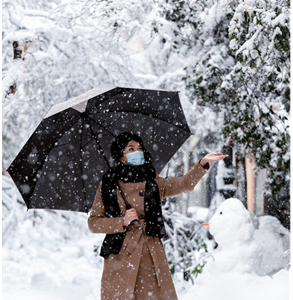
156 160 210 199
88 185 126 234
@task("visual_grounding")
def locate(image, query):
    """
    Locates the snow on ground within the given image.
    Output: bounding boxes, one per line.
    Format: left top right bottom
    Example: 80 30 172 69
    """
2 178 291 300
182 269 290 300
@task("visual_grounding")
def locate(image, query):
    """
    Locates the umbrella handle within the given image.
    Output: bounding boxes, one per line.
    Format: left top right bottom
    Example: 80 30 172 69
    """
116 181 131 208
124 197 139 223
117 182 139 223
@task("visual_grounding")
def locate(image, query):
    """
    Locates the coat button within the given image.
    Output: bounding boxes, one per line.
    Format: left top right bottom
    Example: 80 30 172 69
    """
139 191 145 197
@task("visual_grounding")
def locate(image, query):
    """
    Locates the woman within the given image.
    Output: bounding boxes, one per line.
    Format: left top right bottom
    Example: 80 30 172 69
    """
88 132 228 300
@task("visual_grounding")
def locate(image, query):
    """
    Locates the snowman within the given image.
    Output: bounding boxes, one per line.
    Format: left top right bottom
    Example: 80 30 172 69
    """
206 198 290 276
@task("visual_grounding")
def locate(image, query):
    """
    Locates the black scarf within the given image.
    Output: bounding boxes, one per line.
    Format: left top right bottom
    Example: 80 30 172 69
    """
99 162 166 259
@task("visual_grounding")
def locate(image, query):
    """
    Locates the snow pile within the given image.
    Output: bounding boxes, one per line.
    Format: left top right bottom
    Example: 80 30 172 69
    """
2 175 104 300
183 198 290 300
183 269 289 300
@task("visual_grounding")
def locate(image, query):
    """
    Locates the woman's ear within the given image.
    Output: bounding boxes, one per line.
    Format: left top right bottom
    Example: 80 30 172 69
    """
119 156 127 164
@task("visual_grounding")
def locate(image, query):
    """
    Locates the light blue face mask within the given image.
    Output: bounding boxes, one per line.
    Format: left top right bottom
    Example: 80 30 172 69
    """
126 151 145 166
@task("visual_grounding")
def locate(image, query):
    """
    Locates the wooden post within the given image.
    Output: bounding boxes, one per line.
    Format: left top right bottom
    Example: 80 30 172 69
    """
245 157 255 213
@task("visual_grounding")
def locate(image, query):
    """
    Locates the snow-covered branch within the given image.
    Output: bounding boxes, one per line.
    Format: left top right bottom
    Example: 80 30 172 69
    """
2 32 37 117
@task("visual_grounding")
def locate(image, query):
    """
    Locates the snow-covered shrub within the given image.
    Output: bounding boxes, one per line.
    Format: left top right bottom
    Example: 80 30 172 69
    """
162 200 209 283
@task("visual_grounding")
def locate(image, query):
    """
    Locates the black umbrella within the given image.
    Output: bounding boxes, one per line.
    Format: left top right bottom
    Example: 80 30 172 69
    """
7 85 192 213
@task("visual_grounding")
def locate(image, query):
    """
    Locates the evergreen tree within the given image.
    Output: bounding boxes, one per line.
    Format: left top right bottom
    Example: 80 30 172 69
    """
178 0 290 196
225 0 290 196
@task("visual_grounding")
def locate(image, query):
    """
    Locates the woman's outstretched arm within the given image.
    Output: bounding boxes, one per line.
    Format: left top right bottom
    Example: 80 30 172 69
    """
157 153 228 199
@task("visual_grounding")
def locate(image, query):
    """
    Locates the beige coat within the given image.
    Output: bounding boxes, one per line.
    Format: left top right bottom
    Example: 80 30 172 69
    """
88 160 209 300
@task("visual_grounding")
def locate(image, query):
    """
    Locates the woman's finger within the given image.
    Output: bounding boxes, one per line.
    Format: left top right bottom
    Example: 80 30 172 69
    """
212 155 228 161
211 153 228 157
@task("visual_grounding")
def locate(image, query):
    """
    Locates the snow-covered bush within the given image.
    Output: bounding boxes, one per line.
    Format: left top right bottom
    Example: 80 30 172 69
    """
162 200 210 284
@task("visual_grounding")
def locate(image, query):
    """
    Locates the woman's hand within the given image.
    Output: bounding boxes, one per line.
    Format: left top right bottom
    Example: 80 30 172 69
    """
123 208 139 226
200 153 229 167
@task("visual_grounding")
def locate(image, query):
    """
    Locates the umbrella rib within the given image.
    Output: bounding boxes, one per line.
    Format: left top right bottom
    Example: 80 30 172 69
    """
38 114 80 131
83 118 111 168
101 114 124 130
99 99 118 128
80 137 95 150
50 136 94 149
86 115 117 138
79 118 89 212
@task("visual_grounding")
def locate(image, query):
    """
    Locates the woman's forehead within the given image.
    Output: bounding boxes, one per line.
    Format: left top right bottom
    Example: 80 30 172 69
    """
125 140 141 147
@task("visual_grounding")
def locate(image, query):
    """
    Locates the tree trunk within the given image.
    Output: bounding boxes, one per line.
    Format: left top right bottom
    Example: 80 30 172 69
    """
234 155 247 205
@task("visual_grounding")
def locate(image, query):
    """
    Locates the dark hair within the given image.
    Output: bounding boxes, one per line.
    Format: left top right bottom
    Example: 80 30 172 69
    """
111 132 152 164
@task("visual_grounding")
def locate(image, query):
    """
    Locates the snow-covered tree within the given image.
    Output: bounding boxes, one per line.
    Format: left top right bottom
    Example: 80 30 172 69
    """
225 0 290 197
2 0 139 164
170 0 290 197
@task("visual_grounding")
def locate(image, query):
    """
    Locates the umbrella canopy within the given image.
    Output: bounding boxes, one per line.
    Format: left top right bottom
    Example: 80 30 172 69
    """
7 84 192 212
